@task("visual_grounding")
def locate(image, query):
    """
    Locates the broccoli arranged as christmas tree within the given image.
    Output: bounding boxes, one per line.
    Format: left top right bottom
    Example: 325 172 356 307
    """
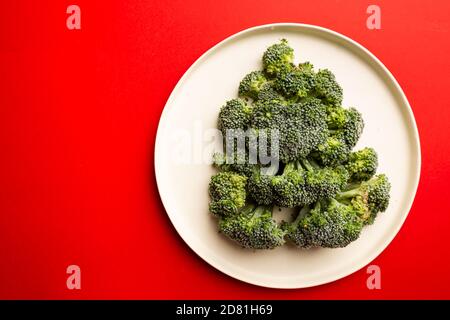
208 39 391 250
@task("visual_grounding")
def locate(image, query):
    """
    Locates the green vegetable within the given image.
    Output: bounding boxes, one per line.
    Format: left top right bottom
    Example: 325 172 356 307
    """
208 40 391 250
219 204 286 249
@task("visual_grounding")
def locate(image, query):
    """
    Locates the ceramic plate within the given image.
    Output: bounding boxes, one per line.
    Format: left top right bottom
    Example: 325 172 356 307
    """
154 23 421 288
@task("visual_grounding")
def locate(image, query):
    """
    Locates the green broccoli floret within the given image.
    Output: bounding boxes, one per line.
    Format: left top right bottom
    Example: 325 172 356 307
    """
345 147 378 181
247 165 279 205
238 71 270 100
285 99 328 161
327 106 364 149
312 132 350 166
301 159 349 200
342 108 364 148
213 152 257 178
256 82 286 103
274 66 315 99
336 174 391 224
326 104 347 128
218 99 253 131
272 159 349 207
209 172 247 216
250 100 285 129
283 200 363 248
219 204 286 249
298 61 314 72
262 39 294 77
314 69 343 106
272 162 309 207
250 98 328 163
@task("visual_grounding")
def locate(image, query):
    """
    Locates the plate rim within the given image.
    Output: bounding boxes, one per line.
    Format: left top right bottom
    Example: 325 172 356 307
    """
154 22 422 289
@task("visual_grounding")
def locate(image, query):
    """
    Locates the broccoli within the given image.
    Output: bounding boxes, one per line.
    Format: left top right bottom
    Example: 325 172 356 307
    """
250 99 285 129
213 152 257 178
326 104 347 129
208 40 391 250
298 61 314 72
283 99 328 162
283 200 363 248
256 82 286 103
327 106 364 149
238 71 270 100
262 39 294 76
312 132 350 166
342 108 364 148
274 66 315 99
314 69 343 106
301 159 349 200
272 162 308 207
209 172 247 216
218 99 253 132
247 165 279 205
272 159 349 207
345 147 378 181
219 204 286 249
251 98 328 163
336 174 391 224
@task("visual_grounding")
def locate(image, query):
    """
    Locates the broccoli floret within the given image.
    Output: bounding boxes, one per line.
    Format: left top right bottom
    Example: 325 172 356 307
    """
262 39 294 77
314 69 343 106
272 162 310 207
298 61 314 72
301 159 349 200
219 204 286 249
346 147 378 181
327 107 364 149
274 66 315 99
336 174 391 224
275 99 327 163
272 159 349 207
238 71 270 99
251 98 327 163
256 82 286 103
247 165 278 205
218 99 253 131
312 132 350 166
284 99 328 162
326 104 347 129
342 108 364 148
283 200 363 248
209 172 247 216
213 152 257 178
250 100 285 129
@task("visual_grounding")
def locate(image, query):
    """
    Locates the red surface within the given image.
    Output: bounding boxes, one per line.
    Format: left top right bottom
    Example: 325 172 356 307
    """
0 0 449 299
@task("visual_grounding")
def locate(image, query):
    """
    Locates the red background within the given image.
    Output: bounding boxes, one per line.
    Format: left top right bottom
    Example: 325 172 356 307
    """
0 0 449 299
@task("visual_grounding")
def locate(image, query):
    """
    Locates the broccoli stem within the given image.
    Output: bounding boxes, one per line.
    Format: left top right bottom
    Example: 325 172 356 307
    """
240 203 256 214
343 180 361 189
293 205 311 224
309 158 321 169
251 205 273 219
329 198 346 208
336 188 361 199
300 158 319 171
319 198 328 208
265 164 279 176
282 162 296 175
313 201 321 211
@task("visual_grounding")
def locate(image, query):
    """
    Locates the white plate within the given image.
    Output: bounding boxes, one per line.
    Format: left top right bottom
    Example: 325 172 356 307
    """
154 23 421 288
